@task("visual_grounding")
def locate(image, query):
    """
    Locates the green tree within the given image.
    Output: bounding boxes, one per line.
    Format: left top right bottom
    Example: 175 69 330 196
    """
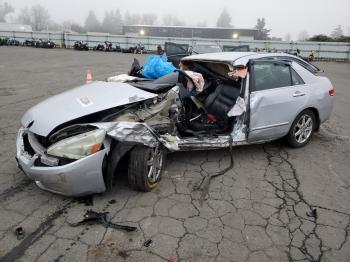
85 10 101 32
216 9 232 28
254 18 270 40
308 34 333 42
102 9 123 34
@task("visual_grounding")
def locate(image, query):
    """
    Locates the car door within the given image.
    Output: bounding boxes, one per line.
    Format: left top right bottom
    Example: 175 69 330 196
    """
248 60 310 142
164 42 190 68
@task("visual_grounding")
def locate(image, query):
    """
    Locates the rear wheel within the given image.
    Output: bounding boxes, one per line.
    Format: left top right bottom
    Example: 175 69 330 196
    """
286 110 315 148
128 146 164 191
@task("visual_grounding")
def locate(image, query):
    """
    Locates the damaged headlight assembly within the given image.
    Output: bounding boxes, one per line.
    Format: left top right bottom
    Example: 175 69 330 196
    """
47 129 106 160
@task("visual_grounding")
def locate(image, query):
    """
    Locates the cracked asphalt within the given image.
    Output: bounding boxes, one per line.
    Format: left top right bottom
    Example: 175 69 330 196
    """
0 47 350 262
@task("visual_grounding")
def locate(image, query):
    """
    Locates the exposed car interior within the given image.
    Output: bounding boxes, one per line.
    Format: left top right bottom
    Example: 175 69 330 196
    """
127 59 245 138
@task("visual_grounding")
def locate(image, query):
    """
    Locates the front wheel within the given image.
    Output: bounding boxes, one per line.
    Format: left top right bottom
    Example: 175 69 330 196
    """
128 146 164 191
286 110 315 148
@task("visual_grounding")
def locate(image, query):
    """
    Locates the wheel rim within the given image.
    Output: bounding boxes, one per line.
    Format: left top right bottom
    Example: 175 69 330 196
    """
146 147 163 183
294 114 313 144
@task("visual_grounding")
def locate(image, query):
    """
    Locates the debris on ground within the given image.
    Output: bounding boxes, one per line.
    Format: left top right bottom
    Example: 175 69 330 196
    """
143 239 153 247
15 227 25 240
75 195 94 206
69 210 137 232
306 208 318 219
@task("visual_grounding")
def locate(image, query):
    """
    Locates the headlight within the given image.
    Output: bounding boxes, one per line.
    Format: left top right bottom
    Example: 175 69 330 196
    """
47 129 106 160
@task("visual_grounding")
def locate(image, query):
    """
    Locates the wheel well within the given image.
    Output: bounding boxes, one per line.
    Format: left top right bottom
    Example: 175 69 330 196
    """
305 107 320 131
103 140 134 191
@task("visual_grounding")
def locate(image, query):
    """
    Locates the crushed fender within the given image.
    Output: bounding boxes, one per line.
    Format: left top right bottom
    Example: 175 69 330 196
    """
69 210 137 232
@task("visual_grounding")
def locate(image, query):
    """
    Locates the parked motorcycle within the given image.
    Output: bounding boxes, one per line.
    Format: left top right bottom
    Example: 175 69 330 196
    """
23 39 36 47
74 41 89 51
93 43 105 51
104 41 113 52
7 38 20 46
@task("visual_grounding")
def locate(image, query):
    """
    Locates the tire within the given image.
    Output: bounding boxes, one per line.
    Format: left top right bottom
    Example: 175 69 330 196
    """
128 146 164 192
286 109 315 148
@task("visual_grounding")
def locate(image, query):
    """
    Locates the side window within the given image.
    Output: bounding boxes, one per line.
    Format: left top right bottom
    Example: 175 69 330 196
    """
291 68 305 85
165 43 188 55
253 62 292 91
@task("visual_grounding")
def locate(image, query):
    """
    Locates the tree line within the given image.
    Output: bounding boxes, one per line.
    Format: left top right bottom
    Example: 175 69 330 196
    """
0 1 348 42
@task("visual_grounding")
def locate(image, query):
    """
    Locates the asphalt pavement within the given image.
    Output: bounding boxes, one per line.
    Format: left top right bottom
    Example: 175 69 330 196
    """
0 47 349 262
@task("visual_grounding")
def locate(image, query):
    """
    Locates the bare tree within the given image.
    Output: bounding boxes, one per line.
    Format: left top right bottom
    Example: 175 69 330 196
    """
17 7 31 25
141 13 157 25
162 14 185 26
85 10 101 32
0 1 13 22
298 30 309 41
331 25 344 39
17 5 50 31
31 5 50 31
254 18 271 40
216 9 232 27
124 11 141 25
102 9 123 34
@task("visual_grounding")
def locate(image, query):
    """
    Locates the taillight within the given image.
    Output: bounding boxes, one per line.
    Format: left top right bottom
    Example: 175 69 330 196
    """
329 87 335 96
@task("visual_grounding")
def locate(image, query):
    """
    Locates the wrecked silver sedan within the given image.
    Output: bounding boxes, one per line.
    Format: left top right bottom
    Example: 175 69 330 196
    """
16 52 334 196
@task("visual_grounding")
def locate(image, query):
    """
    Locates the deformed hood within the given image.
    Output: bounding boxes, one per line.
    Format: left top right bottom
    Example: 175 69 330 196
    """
21 81 156 136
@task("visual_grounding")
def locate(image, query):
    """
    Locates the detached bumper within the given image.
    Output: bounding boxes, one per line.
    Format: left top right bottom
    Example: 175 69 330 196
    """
16 128 107 196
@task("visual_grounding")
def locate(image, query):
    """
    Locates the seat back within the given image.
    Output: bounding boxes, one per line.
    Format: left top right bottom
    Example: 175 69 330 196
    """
204 83 240 119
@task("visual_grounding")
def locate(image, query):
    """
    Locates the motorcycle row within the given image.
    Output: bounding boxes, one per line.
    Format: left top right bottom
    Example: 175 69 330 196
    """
74 41 147 54
0 37 56 48
1 37 150 54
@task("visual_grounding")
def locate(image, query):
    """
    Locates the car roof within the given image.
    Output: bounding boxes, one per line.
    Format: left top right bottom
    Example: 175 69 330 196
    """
182 52 300 65
183 52 256 62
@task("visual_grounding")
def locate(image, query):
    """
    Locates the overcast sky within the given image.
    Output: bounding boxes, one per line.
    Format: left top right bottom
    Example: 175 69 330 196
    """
7 0 350 39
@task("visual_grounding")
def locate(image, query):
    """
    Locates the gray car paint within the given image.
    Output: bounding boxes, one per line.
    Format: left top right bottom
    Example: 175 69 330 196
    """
21 81 157 136
16 52 334 196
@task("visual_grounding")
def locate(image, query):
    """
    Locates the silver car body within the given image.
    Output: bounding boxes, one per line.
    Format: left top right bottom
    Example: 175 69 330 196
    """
16 52 334 196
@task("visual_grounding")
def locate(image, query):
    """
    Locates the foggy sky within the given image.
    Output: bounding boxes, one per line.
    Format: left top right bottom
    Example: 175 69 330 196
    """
7 0 350 39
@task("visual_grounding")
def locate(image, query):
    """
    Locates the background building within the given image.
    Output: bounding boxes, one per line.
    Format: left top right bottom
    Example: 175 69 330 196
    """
123 25 258 40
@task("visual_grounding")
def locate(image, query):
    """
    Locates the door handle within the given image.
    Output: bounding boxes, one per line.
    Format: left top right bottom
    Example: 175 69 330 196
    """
293 91 305 97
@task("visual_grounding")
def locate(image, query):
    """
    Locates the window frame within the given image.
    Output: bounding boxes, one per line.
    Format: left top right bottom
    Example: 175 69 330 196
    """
250 60 296 92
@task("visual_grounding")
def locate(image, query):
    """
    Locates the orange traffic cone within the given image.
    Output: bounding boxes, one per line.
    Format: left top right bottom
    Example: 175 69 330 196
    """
86 69 93 84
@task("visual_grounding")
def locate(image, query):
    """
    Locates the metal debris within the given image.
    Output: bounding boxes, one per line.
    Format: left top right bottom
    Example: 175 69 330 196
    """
143 239 153 247
15 227 25 240
69 210 137 232
306 209 318 219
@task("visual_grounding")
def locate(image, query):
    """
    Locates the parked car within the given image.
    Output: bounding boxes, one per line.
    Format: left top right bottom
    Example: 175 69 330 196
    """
164 42 251 68
222 45 250 52
164 42 221 68
16 52 333 196
0 37 9 46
